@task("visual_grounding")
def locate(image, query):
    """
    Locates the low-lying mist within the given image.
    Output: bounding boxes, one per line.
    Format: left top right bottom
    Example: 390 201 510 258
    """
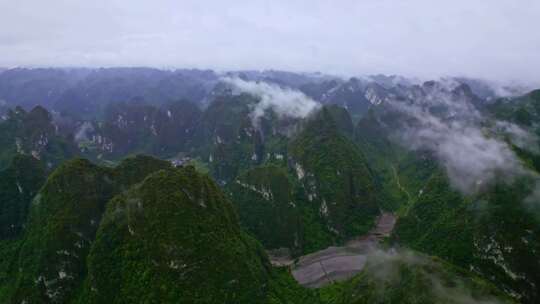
362 248 508 304
387 84 540 198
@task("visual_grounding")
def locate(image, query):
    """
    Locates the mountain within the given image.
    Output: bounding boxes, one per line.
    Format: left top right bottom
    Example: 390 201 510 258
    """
289 106 379 243
55 68 217 119
76 100 202 160
192 93 262 183
192 92 300 184
0 155 46 239
0 154 514 304
0 68 218 119
351 86 540 303
299 76 488 123
320 250 515 304
0 155 170 303
229 165 302 253
366 86 540 303
224 70 334 90
0 105 77 170
301 78 374 121
78 166 273 303
392 169 540 303
220 105 381 255
1 69 539 302
0 155 321 303
0 68 89 110
354 108 437 211
488 89 540 129
0 67 508 123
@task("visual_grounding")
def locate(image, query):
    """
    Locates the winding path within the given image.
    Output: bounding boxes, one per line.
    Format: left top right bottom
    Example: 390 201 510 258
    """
391 165 412 202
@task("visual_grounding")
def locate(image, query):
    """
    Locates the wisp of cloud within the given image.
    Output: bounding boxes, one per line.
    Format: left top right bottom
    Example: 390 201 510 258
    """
388 86 539 195
363 248 505 304
222 77 320 126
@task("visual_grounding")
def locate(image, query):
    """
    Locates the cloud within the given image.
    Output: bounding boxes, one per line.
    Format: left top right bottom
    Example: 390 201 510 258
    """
388 86 539 194
363 248 505 304
74 121 94 142
493 120 539 154
1 1 539 83
524 182 540 215
222 77 320 126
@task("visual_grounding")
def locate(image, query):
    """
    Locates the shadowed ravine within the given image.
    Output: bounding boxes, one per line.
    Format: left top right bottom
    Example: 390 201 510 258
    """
289 213 396 288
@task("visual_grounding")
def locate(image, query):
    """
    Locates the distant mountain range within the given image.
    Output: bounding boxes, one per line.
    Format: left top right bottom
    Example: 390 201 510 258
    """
0 67 531 117
0 67 538 303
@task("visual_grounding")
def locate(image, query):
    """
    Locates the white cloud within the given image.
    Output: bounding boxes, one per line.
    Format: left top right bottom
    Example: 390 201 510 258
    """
222 77 320 126
389 87 538 194
364 248 505 304
0 1 539 83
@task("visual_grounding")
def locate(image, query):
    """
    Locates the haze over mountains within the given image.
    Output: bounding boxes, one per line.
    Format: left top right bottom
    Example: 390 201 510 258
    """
0 67 530 114
0 66 539 303
2 1 540 82
1 1 539 303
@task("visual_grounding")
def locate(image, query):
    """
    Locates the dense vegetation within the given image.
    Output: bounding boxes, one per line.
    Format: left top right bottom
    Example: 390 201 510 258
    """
0 153 514 304
0 155 322 303
229 165 302 253
320 250 515 304
289 107 379 242
227 106 382 255
0 155 46 239
0 106 77 170
392 173 540 303
77 167 272 304
0 69 539 303
0 155 170 303
389 89 540 303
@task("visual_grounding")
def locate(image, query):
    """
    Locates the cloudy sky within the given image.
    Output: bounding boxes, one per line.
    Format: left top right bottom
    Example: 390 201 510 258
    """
1 0 539 82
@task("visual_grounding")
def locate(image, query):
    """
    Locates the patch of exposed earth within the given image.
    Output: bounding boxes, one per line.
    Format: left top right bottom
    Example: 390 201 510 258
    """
287 212 396 288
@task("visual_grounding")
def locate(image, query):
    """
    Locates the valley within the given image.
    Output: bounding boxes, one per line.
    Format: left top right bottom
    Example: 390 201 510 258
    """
291 212 396 288
1 1 539 302
0 67 537 303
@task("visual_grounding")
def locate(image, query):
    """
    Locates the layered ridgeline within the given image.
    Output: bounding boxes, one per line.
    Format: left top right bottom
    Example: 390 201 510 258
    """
76 100 202 160
288 106 379 246
228 105 380 255
487 89 540 132
392 170 540 303
192 92 302 184
0 71 538 302
320 250 514 304
77 166 272 303
0 68 218 119
192 93 266 183
0 155 171 303
0 92 384 256
361 89 540 303
0 106 77 170
0 154 515 304
0 99 205 166
228 165 303 254
0 155 317 304
74 93 292 179
3 72 495 177
0 155 46 239
354 107 438 211
72 93 271 176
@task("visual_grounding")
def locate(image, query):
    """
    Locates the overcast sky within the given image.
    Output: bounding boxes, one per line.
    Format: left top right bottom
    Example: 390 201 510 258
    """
1 0 539 83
